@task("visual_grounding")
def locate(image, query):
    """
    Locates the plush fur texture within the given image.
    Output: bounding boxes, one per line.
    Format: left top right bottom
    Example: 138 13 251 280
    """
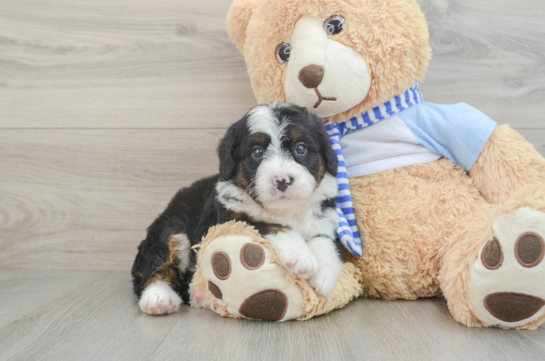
344 128 545 329
470 125 545 204
219 0 545 328
346 158 491 300
227 0 431 123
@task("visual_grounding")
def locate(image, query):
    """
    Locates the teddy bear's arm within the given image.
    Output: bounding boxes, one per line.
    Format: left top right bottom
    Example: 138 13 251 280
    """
395 102 545 204
469 124 545 204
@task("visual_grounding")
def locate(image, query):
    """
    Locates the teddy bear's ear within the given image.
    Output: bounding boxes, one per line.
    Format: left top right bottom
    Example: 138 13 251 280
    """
226 0 260 54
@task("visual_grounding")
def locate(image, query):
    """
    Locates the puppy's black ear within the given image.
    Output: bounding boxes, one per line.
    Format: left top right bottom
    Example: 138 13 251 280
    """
218 117 246 180
293 105 310 119
298 105 309 116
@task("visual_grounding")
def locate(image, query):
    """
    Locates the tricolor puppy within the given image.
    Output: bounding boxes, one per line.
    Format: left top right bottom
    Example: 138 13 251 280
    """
131 103 341 315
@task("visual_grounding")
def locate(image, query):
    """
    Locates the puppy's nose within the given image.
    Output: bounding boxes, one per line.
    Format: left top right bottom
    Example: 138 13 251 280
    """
298 64 324 89
274 176 292 192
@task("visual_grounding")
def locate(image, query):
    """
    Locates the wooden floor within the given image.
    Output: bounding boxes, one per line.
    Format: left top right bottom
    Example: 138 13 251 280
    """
1 271 545 361
1 0 545 359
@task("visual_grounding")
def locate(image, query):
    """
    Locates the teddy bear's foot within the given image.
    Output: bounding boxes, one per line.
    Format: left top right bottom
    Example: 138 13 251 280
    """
190 222 363 322
468 207 545 329
194 235 304 321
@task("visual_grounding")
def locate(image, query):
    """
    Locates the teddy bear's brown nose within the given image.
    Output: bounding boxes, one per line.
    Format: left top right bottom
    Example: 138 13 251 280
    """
298 64 324 89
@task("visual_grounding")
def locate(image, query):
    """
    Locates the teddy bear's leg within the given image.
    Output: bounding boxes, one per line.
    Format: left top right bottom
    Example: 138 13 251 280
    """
470 125 545 204
192 229 305 321
440 185 545 329
190 221 362 321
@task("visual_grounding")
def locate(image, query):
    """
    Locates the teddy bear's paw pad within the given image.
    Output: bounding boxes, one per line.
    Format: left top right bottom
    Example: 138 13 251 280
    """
484 292 545 323
139 281 182 315
200 236 304 321
239 290 288 321
468 207 545 328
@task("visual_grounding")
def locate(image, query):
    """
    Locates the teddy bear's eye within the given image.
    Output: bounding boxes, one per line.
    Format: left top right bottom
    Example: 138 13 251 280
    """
324 15 346 36
275 42 291 65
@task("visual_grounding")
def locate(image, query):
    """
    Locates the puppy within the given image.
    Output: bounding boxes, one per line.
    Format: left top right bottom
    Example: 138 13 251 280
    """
131 103 341 315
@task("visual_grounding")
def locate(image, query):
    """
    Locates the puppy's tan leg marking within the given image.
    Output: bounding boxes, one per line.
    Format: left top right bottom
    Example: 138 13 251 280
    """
169 233 191 272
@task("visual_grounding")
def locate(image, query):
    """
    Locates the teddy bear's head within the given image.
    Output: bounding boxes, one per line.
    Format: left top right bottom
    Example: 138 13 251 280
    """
227 0 431 122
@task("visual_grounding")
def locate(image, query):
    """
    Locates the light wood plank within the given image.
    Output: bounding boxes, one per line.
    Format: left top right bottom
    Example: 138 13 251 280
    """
0 270 108 328
517 129 545 156
1 270 544 361
0 0 256 129
1 0 544 358
420 0 545 128
0 128 544 271
0 129 224 270
0 0 544 129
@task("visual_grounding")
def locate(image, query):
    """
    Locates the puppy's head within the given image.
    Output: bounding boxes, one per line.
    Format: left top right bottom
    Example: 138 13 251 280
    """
218 103 337 210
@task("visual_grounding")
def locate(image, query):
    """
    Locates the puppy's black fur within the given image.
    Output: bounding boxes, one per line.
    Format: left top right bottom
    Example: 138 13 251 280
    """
131 104 338 303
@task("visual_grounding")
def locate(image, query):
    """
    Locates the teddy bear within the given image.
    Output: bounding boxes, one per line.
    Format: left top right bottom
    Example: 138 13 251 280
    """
188 0 545 329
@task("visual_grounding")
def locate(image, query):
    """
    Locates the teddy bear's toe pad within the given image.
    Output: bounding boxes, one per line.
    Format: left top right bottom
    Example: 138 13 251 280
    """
240 243 265 269
481 238 503 270
468 207 545 328
212 252 231 279
200 236 304 321
208 281 223 300
515 232 544 267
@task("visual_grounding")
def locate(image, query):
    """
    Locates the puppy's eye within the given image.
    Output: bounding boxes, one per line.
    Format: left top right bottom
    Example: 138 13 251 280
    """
295 143 307 156
324 15 345 36
275 42 291 65
252 146 264 159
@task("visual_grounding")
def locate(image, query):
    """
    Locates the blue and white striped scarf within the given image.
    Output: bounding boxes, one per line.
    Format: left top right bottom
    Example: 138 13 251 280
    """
325 84 424 257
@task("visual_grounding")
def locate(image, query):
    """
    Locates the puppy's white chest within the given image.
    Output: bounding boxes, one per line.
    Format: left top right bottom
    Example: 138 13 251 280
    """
292 208 338 240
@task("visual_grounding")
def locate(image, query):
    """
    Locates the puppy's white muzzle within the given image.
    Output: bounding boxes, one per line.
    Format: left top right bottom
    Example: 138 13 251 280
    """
255 157 316 209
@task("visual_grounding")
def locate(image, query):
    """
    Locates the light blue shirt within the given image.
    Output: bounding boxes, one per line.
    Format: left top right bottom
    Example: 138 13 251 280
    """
397 101 497 171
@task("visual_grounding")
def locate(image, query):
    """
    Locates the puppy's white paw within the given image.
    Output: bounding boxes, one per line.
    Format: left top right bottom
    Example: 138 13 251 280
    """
277 245 319 279
309 266 339 296
139 281 182 315
307 236 343 296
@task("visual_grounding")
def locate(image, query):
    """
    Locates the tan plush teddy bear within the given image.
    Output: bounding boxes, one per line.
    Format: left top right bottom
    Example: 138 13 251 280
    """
190 0 545 329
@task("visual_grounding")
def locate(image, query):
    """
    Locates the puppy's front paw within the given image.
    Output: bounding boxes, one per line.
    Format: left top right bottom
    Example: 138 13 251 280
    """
277 246 319 279
306 236 343 296
139 281 182 315
309 266 340 296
